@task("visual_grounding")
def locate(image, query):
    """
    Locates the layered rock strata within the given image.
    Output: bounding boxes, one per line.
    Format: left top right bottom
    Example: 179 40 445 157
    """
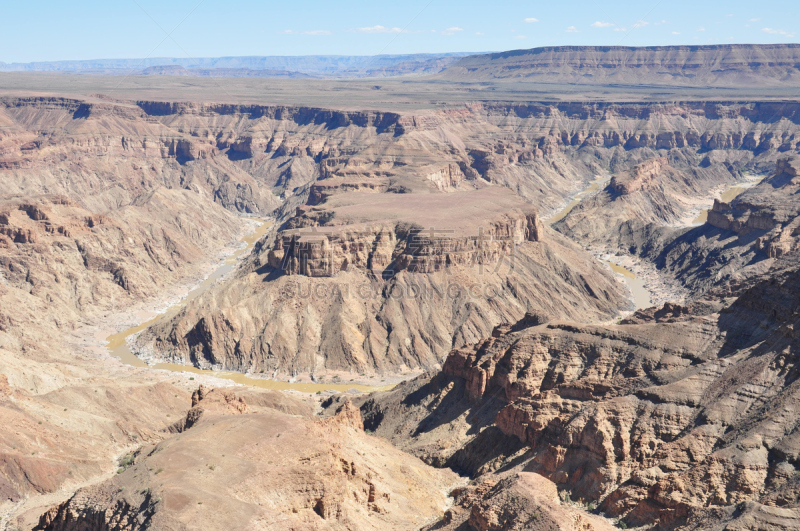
134 187 628 376
357 253 800 529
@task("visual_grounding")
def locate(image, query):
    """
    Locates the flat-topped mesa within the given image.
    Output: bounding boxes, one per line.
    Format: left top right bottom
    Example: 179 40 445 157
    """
267 208 543 277
441 44 800 86
609 157 668 195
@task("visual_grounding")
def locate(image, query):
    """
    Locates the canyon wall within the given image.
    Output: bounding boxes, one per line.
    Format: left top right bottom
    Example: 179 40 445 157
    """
124 100 800 377
357 252 800 529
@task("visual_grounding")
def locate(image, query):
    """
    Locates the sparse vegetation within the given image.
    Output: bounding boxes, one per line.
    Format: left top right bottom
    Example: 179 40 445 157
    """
118 453 135 470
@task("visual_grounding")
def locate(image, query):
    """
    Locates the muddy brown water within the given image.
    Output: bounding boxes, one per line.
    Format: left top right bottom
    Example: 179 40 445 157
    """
603 260 652 310
107 220 388 393
692 174 766 224
547 175 653 310
546 174 611 225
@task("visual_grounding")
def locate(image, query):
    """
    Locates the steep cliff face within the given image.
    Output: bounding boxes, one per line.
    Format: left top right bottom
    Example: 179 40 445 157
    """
271 189 543 277
134 187 628 376
0 98 281 214
0 190 244 320
616 155 800 296
129 100 800 378
706 157 800 259
0 105 250 507
4 97 800 221
357 253 800 529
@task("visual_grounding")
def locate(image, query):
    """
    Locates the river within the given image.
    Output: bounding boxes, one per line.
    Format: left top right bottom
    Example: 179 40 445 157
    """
107 220 386 393
691 173 766 224
546 174 611 225
602 260 652 310
548 172 769 312
547 175 653 310
109 174 755 381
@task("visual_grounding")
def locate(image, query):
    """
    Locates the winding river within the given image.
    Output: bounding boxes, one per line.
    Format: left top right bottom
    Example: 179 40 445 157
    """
548 173 769 312
109 173 758 385
691 173 765 224
548 176 653 310
107 220 386 393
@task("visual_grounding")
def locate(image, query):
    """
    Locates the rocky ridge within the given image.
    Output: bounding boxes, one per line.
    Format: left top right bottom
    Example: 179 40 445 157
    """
35 387 459 531
350 250 800 529
132 100 800 378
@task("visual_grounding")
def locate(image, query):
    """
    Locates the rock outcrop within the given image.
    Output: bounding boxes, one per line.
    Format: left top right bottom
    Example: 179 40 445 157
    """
609 157 669 195
356 253 800 529
169 385 248 433
133 186 628 377
35 388 458 531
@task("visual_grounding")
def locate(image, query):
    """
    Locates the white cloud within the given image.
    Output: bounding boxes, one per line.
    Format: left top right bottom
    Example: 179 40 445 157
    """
441 26 464 35
763 27 796 37
749 18 761 22
524 18 539 23
475 31 485 35
565 26 580 33
514 35 527 39
353 25 404 34
654 20 668 25
280 30 332 35
632 20 649 29
726 14 734 17
672 31 681 35
591 21 615 28
614 27 627 32
698 26 706 31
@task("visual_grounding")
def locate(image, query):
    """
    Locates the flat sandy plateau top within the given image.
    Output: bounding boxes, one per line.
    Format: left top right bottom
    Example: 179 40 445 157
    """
295 187 535 236
1 72 798 111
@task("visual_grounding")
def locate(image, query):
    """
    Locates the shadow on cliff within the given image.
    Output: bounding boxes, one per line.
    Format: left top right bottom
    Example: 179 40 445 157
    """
355 372 526 476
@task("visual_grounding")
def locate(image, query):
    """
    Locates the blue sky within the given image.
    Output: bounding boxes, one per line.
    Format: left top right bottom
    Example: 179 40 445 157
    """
1 0 797 62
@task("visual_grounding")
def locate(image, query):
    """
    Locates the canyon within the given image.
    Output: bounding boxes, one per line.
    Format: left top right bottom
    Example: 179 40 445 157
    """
2 44 800 530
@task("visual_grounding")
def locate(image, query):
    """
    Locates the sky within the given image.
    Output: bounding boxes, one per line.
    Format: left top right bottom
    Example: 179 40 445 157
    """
1 0 798 63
